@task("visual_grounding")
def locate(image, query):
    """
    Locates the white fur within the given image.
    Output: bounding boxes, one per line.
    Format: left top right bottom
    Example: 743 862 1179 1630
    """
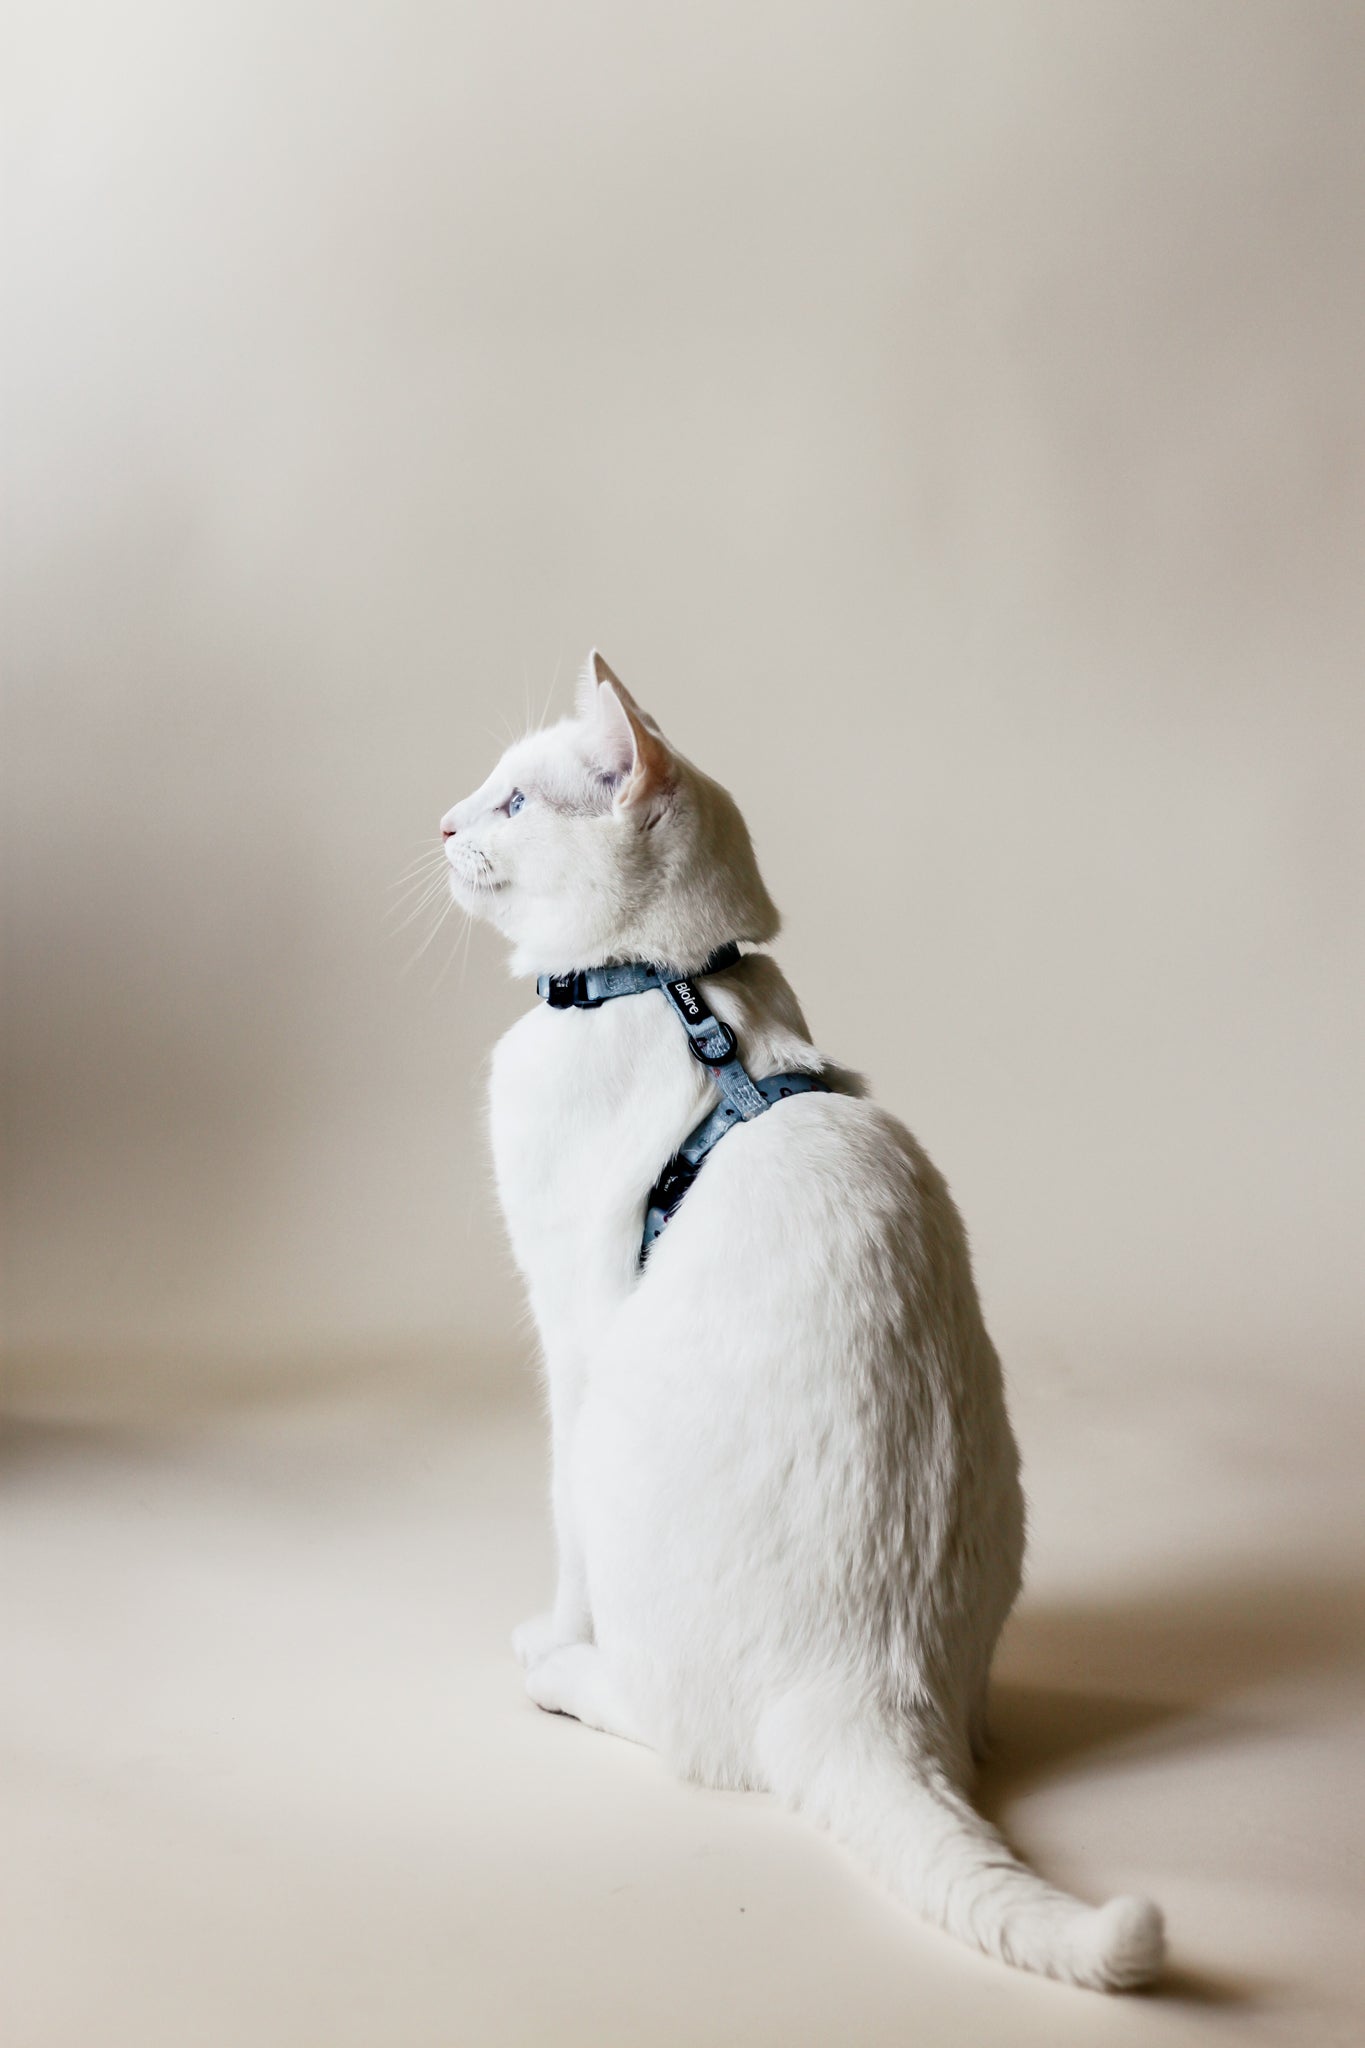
442 653 1165 1992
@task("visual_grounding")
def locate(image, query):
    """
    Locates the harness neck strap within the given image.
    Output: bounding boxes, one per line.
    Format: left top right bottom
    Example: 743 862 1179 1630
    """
536 940 741 1011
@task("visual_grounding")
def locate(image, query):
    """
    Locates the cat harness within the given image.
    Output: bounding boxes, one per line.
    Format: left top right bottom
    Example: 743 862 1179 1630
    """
536 943 829 1265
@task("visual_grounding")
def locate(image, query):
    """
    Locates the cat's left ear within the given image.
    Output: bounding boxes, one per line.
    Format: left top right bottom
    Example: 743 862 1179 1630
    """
577 647 636 717
585 651 673 813
575 650 606 719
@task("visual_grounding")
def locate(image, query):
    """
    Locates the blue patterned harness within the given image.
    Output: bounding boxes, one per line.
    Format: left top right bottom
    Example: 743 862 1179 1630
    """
536 945 829 1264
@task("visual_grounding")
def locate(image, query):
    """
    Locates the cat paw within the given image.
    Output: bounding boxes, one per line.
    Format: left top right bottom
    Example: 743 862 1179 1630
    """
511 1611 582 1669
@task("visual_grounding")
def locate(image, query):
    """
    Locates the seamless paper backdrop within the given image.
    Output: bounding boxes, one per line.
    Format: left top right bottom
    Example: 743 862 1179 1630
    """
4 2 1363 1382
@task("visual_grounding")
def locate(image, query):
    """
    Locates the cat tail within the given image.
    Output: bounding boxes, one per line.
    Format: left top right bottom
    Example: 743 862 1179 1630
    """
756 1685 1165 1992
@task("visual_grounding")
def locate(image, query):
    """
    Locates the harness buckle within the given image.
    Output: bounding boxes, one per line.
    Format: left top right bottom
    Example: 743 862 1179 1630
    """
545 971 603 1009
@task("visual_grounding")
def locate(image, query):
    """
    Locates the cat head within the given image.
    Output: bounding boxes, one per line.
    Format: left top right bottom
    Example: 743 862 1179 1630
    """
441 652 780 976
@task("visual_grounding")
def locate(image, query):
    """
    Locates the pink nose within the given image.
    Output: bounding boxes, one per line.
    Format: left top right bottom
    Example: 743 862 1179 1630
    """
442 823 457 840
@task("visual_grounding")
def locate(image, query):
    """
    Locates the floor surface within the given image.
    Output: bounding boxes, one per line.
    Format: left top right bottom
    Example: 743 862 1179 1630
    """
2 1346 1361 2047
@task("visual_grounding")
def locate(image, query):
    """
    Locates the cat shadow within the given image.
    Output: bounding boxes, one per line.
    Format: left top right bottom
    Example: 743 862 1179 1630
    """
974 1566 1363 2009
983 1565 1361 1786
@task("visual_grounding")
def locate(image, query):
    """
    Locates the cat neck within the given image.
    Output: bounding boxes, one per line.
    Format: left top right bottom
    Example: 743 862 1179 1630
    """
513 927 759 983
526 946 841 1097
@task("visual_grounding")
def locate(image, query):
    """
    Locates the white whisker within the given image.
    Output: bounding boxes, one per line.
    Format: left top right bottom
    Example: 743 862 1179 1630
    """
432 899 476 992
390 849 446 887
408 894 456 965
390 852 449 893
389 869 448 911
538 651 562 729
390 873 452 933
389 853 448 898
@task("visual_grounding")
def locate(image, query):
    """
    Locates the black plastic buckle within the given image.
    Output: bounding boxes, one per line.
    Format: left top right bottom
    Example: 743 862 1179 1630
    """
545 970 603 1009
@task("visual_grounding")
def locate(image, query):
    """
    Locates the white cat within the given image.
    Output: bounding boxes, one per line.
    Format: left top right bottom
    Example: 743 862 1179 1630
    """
441 652 1165 1991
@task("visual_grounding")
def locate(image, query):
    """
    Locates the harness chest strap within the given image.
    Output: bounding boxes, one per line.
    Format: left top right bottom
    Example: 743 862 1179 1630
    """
656 971 770 1120
534 945 829 1263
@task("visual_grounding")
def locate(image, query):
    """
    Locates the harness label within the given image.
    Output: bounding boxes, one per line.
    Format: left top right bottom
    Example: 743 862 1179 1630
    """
665 977 711 1025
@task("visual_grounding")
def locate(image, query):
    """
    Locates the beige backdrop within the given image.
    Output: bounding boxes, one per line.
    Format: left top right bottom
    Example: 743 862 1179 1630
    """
5 1 1363 1382
5 11 1365 2047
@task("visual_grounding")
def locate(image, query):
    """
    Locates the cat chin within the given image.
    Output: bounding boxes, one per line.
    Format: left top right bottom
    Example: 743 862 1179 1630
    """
447 873 507 916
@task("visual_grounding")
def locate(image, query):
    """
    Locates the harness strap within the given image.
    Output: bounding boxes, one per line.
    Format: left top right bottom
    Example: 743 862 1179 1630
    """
534 939 829 1266
640 1068 828 1263
656 972 770 1121
537 941 741 1009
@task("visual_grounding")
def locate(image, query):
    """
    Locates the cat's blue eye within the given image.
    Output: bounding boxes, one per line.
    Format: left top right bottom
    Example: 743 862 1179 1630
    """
506 789 526 816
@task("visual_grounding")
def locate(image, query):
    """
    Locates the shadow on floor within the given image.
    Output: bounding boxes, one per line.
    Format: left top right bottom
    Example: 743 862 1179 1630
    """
981 1564 1363 1792
973 1565 1364 2012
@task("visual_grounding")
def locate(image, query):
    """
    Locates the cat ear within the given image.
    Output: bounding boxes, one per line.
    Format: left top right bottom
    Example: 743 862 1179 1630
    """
575 648 608 719
577 647 637 716
588 659 673 812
